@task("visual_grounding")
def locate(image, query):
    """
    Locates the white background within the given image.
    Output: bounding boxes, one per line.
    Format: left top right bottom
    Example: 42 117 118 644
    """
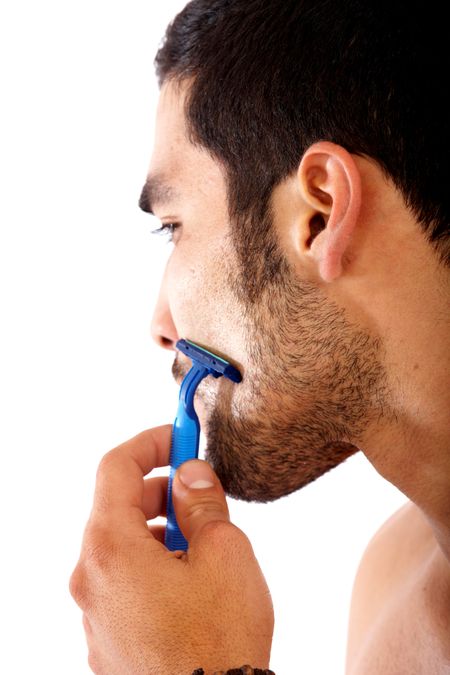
0 2 407 673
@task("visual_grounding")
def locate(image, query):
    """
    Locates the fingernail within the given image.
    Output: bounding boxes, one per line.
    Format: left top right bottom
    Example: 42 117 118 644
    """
178 460 215 489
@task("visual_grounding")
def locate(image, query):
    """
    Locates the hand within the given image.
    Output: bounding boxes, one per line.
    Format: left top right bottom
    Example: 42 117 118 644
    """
69 425 274 675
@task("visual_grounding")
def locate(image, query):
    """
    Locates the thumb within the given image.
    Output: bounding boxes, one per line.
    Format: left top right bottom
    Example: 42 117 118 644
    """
172 459 230 545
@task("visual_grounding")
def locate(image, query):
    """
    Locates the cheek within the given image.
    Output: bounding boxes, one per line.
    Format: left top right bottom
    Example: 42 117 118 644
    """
166 246 250 370
166 247 216 335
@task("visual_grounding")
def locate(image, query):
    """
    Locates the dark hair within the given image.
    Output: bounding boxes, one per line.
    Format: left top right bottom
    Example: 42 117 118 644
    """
155 0 450 268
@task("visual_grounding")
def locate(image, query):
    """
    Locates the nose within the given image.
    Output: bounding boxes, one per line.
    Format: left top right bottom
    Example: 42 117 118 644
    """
150 266 179 351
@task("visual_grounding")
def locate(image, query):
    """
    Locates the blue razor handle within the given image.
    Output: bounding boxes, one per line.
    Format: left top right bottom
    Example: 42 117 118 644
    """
164 339 241 552
165 365 208 551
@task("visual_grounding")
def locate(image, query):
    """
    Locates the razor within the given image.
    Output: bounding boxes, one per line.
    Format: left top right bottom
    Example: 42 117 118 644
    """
164 339 242 551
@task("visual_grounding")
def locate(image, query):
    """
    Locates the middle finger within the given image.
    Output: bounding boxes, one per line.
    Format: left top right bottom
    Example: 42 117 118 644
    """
142 475 169 520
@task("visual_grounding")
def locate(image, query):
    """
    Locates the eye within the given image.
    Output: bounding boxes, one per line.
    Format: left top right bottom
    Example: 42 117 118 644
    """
150 222 181 243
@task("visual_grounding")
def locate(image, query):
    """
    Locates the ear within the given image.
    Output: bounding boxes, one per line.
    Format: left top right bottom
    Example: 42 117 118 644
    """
297 141 362 282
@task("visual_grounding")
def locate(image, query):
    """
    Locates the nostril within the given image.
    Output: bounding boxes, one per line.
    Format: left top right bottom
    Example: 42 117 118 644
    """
150 308 178 350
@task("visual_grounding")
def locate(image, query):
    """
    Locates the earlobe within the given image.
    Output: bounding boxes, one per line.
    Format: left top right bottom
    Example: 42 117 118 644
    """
298 142 362 283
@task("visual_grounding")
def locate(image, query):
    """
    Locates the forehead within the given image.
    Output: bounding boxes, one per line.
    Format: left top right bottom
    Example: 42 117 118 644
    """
148 81 226 201
151 81 189 170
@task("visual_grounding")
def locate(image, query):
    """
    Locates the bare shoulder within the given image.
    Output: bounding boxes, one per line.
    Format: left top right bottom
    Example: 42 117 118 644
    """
354 499 435 571
346 500 450 674
346 500 428 649
348 500 434 602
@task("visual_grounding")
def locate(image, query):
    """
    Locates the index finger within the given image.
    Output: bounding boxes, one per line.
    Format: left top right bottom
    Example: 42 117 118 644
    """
92 424 173 525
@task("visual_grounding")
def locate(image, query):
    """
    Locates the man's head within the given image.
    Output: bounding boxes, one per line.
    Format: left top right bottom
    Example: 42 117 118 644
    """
143 0 450 503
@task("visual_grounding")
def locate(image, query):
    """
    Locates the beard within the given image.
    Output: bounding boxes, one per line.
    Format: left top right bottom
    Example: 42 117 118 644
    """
172 208 394 503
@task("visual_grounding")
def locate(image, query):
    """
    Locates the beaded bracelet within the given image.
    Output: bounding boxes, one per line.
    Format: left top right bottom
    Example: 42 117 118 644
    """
192 665 276 674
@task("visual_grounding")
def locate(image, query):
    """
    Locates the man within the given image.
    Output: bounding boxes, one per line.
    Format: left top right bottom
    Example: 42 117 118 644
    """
70 1 450 673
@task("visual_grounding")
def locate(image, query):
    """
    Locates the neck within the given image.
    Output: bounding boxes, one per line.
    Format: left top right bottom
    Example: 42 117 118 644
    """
331 187 450 562
364 362 450 564
357 218 450 563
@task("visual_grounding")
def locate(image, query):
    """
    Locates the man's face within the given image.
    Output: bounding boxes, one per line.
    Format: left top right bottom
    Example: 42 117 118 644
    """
146 81 390 502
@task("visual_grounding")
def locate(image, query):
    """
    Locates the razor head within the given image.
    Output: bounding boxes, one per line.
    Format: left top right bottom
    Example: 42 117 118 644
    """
176 339 242 383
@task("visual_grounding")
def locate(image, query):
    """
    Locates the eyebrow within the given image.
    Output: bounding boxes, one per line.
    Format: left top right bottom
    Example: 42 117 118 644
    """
138 175 178 215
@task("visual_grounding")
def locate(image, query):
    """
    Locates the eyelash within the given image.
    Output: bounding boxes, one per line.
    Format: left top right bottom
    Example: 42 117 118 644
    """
150 223 181 243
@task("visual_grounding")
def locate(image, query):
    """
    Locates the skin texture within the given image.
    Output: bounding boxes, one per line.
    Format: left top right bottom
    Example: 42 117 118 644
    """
70 426 274 674
150 85 395 504
346 501 450 674
70 80 450 673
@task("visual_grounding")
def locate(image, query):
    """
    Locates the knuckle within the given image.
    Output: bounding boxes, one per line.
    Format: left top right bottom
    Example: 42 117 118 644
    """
201 520 252 556
96 449 117 477
69 564 89 608
199 518 235 542
185 495 227 521
84 528 118 573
